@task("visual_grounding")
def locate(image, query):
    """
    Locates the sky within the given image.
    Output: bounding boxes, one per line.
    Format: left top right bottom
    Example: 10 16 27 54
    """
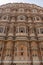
0 0 43 7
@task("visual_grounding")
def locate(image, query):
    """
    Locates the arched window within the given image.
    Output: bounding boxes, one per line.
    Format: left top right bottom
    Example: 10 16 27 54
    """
40 28 43 34
2 15 9 20
21 47 23 51
20 47 24 56
18 8 24 12
21 52 24 56
19 27 25 33
36 17 40 21
0 27 3 33
37 28 43 34
16 26 27 33
17 15 26 20
5 8 10 12
0 42 4 51
32 9 37 13
33 16 41 21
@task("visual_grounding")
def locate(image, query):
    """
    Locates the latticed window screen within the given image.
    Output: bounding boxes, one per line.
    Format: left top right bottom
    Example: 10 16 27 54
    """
0 43 4 51
0 27 3 33
40 28 43 34
32 9 37 13
17 15 26 20
36 28 43 34
33 16 40 21
19 27 25 33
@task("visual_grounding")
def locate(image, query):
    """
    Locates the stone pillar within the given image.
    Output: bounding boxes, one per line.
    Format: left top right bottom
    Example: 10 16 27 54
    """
38 42 43 65
0 40 4 63
8 23 14 35
31 41 40 65
3 41 13 64
8 23 14 40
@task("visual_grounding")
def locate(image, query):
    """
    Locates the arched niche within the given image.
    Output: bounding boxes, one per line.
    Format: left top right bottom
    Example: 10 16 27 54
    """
32 9 37 13
18 8 24 12
2 15 9 20
17 15 26 20
33 16 41 22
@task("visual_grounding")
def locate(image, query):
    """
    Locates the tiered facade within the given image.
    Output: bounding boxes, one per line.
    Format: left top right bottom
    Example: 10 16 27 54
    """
0 3 43 65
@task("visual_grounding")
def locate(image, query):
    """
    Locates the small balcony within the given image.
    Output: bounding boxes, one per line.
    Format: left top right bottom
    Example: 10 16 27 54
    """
30 33 35 37
15 33 28 40
37 34 43 37
13 56 31 63
8 33 14 36
30 33 37 41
